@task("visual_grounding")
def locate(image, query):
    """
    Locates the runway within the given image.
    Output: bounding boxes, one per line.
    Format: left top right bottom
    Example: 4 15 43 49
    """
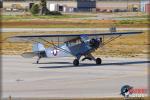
1 55 149 98
1 28 150 33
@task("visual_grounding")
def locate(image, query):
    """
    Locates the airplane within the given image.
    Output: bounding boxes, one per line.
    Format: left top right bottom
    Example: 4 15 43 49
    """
7 30 142 66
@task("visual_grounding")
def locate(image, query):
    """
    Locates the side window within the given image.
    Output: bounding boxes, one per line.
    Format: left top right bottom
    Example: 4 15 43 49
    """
66 39 82 47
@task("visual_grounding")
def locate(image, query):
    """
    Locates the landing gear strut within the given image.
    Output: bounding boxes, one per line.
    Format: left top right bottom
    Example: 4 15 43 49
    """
73 59 79 66
96 58 102 65
36 56 41 64
84 54 102 65
36 60 39 64
73 54 102 66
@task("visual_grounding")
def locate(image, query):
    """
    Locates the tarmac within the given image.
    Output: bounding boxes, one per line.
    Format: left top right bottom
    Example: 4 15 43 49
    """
1 28 150 33
1 55 149 98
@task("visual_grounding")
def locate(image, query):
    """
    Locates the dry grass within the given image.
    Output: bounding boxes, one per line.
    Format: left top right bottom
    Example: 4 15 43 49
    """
1 31 149 57
1 12 149 28
94 31 149 57
1 19 118 28
1 19 149 28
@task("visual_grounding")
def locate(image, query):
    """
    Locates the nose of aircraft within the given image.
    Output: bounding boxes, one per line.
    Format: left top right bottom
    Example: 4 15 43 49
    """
89 38 100 48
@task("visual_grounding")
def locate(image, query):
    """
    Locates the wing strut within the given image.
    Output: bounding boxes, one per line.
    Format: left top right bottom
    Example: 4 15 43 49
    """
102 35 122 46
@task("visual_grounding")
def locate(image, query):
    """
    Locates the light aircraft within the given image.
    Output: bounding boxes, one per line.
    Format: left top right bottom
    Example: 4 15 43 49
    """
7 29 142 66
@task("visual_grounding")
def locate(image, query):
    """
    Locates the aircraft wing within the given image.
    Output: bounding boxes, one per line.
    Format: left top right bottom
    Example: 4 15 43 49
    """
7 31 142 43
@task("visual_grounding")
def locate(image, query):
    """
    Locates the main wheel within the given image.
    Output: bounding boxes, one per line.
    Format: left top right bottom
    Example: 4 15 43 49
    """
96 58 102 65
73 59 79 66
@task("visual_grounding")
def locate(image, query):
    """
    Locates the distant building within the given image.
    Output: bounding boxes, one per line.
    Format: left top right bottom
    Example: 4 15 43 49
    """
141 0 150 13
97 0 142 12
2 0 150 12
3 0 39 10
46 0 76 12
76 0 96 12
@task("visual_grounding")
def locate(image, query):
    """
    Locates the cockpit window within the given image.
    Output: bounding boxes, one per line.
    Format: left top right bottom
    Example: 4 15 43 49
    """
66 39 81 47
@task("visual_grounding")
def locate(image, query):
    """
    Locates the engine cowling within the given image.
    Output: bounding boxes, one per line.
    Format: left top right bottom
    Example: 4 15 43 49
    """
89 38 100 49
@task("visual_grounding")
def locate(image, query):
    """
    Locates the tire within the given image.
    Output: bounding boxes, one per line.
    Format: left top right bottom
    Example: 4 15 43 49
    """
96 58 102 65
73 59 79 66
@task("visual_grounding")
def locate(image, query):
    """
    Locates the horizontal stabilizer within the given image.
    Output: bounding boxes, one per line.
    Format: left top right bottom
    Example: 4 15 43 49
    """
21 52 37 58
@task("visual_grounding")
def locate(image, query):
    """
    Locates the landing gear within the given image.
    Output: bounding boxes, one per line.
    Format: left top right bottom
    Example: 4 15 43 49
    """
73 59 79 66
82 57 92 61
73 54 102 66
36 60 39 64
36 56 41 64
81 54 102 65
96 58 102 65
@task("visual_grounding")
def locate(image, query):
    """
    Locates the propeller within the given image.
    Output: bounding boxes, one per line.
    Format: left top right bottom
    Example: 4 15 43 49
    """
89 38 100 48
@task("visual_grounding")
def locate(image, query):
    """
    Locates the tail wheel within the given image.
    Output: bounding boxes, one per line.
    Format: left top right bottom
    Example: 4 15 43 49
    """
36 60 39 64
36 56 41 64
96 58 102 65
73 59 79 66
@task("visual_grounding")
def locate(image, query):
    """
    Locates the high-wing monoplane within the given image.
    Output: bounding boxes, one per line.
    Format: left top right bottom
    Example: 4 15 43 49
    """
7 30 142 66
